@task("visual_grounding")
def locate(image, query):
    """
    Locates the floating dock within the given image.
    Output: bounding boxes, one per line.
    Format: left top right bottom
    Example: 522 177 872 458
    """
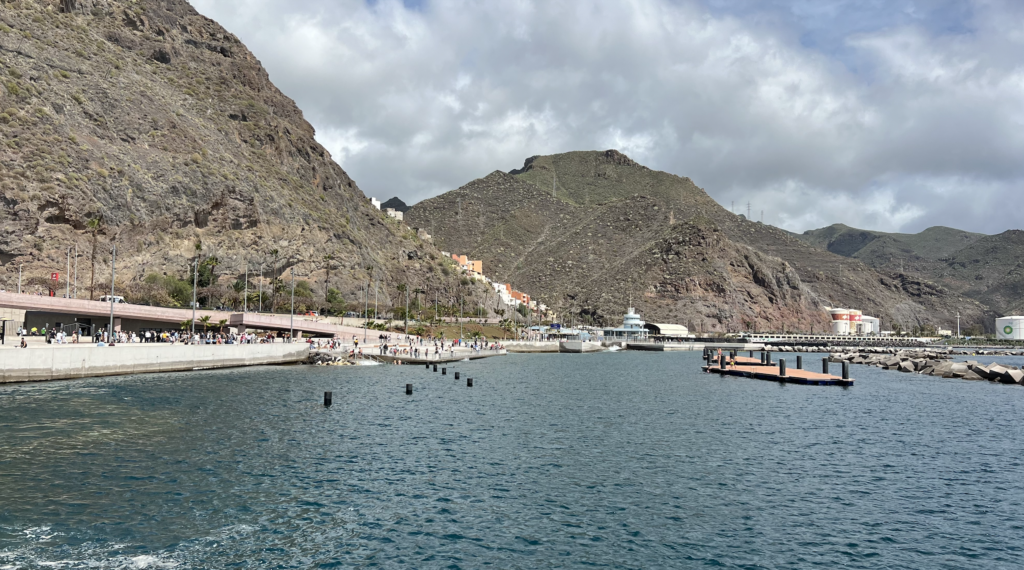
702 351 853 386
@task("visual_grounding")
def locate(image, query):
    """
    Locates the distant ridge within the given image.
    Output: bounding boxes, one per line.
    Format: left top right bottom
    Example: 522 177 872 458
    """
381 197 410 213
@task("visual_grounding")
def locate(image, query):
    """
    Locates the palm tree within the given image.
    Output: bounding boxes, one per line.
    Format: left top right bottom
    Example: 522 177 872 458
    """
217 319 228 334
198 315 212 332
180 319 192 330
269 249 280 312
86 217 101 300
323 253 334 299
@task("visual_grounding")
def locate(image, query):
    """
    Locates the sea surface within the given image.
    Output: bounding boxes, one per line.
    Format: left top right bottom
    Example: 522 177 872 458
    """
1 351 1023 569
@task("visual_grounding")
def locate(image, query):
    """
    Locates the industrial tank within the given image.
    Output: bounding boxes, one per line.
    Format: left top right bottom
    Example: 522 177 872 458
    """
848 310 863 334
995 317 1024 340
830 309 850 335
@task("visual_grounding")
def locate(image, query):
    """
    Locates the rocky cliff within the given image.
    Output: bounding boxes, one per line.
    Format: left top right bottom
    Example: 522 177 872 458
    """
407 151 989 332
0 0 465 311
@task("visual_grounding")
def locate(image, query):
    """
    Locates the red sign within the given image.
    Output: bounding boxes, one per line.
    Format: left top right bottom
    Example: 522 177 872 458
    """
51 272 59 280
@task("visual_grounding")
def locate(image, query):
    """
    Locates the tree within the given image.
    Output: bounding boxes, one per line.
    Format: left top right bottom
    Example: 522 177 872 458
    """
323 254 334 299
217 319 228 333
86 217 101 300
325 288 345 315
198 315 212 332
269 249 280 312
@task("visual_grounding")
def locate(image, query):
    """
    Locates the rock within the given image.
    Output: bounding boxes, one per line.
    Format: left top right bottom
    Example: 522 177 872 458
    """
897 361 914 373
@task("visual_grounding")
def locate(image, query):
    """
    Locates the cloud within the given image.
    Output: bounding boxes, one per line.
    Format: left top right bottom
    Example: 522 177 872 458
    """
189 0 1024 234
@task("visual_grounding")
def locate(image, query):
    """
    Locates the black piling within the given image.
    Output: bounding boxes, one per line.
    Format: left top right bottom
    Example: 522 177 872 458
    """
842 362 850 380
796 355 803 370
719 354 726 369
766 351 772 364
822 357 829 374
455 372 460 380
760 351 766 364
779 358 787 377
433 364 437 372
467 378 473 387
706 352 713 368
324 391 332 407
748 350 754 358
425 364 430 370
406 383 413 395
442 367 447 375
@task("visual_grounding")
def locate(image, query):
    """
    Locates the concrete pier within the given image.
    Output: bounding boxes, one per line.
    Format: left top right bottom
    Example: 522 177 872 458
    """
0 343 309 383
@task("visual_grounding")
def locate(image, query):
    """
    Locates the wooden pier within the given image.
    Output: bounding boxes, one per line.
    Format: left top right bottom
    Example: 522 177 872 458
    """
701 351 853 386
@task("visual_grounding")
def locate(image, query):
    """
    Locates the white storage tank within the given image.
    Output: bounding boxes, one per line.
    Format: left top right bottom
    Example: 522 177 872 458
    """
830 309 850 335
849 310 863 334
861 316 880 335
995 316 1024 340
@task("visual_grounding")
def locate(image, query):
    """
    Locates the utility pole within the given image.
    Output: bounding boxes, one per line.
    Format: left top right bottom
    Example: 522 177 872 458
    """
363 280 369 343
18 264 21 294
373 279 378 326
73 243 78 298
460 296 464 340
108 244 116 343
289 268 295 342
405 287 409 332
957 311 961 339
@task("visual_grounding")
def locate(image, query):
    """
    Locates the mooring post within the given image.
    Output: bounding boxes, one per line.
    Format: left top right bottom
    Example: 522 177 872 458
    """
442 367 447 375
324 391 332 407
822 357 829 374
425 364 430 370
761 351 766 364
455 371 460 380
749 350 753 358
796 355 803 370
779 358 787 377
842 362 850 380
433 364 437 372
467 378 473 387
766 351 772 365
706 352 712 368
719 354 726 369
406 383 413 395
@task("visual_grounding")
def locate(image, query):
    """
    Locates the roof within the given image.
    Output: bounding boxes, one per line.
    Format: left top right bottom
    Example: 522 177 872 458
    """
643 323 690 337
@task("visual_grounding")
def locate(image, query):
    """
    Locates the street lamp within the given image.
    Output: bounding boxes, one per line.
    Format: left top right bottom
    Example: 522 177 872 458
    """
18 264 22 294
243 260 248 314
65 246 71 298
108 244 116 343
73 243 78 298
289 267 295 342
191 258 198 339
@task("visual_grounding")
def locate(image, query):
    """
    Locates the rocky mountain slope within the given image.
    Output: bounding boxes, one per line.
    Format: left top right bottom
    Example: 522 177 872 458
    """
407 150 989 332
798 224 1024 318
380 197 409 213
0 0 472 311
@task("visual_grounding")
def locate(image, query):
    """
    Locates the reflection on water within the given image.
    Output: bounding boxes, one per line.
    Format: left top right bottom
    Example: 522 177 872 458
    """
1 353 1023 568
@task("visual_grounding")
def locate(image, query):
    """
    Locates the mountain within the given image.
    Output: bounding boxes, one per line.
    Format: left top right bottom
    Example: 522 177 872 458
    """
380 197 409 213
798 224 1024 318
796 224 984 272
407 150 988 332
0 0 466 311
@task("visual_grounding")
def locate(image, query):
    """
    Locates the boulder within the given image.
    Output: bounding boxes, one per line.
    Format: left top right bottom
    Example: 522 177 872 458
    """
989 365 1008 382
897 361 915 373
1000 369 1023 384
961 370 984 381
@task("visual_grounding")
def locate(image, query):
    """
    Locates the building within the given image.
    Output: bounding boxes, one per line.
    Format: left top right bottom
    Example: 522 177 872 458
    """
370 197 381 210
996 316 1024 340
602 307 649 341
384 208 403 221
829 308 879 335
643 323 691 339
861 316 880 334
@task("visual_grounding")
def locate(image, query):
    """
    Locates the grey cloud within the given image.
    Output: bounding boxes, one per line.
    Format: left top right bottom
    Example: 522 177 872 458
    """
189 0 1024 234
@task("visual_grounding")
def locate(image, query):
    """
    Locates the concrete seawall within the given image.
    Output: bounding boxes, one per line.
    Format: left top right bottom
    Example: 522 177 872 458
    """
1 344 310 384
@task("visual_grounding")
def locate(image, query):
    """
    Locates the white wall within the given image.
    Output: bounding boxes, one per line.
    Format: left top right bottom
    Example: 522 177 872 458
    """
1 343 309 383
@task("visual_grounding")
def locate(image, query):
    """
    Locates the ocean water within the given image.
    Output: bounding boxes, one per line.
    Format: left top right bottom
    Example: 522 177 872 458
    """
1 352 1022 569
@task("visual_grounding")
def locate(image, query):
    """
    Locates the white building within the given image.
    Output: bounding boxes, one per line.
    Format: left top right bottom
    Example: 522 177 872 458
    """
384 208 403 221
370 197 381 210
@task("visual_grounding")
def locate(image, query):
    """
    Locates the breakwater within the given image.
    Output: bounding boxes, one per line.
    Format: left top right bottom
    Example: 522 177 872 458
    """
830 349 1024 384
0 344 309 383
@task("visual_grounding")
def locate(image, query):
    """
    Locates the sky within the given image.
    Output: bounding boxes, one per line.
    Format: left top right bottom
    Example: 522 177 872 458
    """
188 0 1024 235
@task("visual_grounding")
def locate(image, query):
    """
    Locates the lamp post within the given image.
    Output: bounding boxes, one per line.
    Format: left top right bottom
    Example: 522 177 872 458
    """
363 280 369 343
289 267 295 343
65 247 71 298
73 243 78 298
191 258 198 340
18 264 21 294
108 244 116 343
243 261 248 313
460 296 464 340
258 262 264 313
